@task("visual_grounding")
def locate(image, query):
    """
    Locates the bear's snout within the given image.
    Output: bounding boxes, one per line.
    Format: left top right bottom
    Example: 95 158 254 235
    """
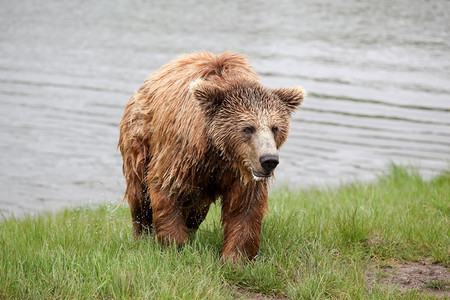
259 154 279 173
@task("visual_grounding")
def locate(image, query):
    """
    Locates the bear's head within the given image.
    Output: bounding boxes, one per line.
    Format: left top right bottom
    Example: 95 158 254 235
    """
190 77 305 183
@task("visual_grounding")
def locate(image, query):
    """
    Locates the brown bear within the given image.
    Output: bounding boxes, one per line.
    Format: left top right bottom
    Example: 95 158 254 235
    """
118 51 305 261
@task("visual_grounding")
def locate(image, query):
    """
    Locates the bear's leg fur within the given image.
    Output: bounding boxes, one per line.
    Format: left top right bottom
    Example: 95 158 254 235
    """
220 182 268 261
149 188 190 247
119 117 155 238
185 204 211 232
127 180 154 238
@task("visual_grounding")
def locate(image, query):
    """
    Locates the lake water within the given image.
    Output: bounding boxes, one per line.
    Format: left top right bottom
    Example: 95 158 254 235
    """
1 0 449 218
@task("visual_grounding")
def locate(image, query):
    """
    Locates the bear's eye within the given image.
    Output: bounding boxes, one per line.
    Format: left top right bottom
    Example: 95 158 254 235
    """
243 126 255 135
272 126 279 135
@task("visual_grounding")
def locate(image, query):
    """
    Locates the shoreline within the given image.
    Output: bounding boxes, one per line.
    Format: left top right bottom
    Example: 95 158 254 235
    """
1 165 448 299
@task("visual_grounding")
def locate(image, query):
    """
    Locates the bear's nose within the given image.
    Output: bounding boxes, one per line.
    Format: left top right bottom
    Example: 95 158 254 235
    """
259 154 279 173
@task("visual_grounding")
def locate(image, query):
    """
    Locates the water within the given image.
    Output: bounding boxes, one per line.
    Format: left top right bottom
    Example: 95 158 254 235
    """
1 0 449 217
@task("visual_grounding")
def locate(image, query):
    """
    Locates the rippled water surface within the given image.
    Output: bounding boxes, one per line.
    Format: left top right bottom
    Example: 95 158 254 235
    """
1 0 449 217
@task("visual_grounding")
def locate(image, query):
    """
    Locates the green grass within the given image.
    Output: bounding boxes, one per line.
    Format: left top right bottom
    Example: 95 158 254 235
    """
425 279 447 291
1 165 448 299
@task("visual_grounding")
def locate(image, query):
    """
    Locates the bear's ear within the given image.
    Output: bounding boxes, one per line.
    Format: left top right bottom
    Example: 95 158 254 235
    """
190 78 224 113
273 86 306 112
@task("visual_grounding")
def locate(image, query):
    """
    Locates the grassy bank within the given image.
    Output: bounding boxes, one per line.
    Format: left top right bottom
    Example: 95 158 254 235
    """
1 165 448 299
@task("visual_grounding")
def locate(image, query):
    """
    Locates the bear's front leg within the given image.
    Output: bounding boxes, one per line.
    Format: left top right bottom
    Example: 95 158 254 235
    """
148 188 189 247
220 182 268 262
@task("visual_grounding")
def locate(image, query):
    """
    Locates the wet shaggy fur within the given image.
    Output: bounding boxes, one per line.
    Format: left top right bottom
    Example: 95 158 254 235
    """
118 51 305 261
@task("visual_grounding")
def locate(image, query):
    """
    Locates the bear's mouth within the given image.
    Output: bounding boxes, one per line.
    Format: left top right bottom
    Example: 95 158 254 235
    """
252 170 272 181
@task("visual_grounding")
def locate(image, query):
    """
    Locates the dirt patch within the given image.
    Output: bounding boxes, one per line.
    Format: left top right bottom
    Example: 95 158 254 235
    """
366 261 449 297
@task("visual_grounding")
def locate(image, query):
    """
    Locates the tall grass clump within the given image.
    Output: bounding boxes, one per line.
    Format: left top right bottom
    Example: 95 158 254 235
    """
1 165 448 299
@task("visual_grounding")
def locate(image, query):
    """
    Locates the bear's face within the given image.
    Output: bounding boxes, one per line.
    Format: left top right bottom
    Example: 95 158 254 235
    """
190 78 305 182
